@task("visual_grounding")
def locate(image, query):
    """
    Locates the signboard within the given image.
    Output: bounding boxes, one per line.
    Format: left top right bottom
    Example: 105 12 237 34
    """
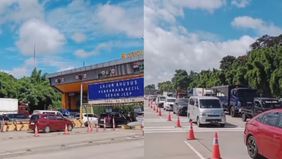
88 78 144 103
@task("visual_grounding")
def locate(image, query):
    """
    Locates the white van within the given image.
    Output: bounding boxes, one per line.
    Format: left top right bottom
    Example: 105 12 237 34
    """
187 96 225 127
32 110 63 116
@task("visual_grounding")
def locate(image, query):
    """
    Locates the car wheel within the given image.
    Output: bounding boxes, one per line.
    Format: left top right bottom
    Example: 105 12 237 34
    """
44 126 50 133
219 124 225 127
247 135 259 159
230 107 236 117
197 117 202 127
67 125 73 131
242 113 247 122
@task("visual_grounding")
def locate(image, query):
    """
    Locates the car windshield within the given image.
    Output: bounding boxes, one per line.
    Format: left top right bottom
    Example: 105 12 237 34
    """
159 97 166 101
177 99 188 105
30 115 39 121
261 100 282 108
200 99 221 108
84 114 96 117
167 99 176 102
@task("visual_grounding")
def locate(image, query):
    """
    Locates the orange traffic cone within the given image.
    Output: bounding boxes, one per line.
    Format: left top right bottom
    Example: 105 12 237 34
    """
34 124 39 137
103 117 106 131
64 124 70 135
187 122 195 140
96 124 99 132
159 108 162 116
141 120 144 136
112 118 116 131
211 132 221 159
167 112 172 121
87 122 92 133
176 115 181 127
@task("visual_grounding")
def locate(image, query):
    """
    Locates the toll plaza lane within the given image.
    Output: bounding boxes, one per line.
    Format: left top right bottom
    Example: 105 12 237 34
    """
0 129 143 159
144 100 250 159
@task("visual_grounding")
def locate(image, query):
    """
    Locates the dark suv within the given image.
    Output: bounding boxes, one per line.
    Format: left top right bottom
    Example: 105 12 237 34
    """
241 98 282 121
173 98 188 116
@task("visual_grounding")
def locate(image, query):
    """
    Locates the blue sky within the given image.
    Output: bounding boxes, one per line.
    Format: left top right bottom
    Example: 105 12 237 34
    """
0 0 143 78
144 0 282 85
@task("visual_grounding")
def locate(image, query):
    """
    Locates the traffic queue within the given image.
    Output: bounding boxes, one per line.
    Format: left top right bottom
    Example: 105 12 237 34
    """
146 85 282 159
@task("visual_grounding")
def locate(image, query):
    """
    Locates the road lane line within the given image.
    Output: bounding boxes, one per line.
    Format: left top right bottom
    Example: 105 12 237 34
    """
184 141 206 159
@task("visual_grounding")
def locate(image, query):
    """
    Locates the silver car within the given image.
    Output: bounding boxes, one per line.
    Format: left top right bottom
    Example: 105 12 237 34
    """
187 96 225 127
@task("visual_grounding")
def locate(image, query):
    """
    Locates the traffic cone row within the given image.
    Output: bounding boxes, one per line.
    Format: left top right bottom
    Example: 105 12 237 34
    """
187 122 195 140
113 118 116 131
64 124 70 135
176 115 181 127
158 108 162 116
212 132 221 159
34 124 39 137
167 112 172 121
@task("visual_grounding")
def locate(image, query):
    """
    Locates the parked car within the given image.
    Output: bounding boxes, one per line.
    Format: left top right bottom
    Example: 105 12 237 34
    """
6 114 29 122
187 96 225 127
32 110 63 116
164 97 176 111
173 98 188 115
244 109 282 159
0 115 9 122
241 98 282 121
29 114 74 133
98 112 128 128
82 113 98 126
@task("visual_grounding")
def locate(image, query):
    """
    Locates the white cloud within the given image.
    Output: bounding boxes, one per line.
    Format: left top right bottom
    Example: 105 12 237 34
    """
232 16 282 36
16 19 66 56
71 32 86 43
96 4 143 38
231 0 251 8
171 0 226 12
144 1 255 85
0 0 44 24
47 1 143 38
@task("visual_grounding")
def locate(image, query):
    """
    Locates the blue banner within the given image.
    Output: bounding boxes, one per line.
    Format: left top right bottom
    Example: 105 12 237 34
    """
88 78 144 101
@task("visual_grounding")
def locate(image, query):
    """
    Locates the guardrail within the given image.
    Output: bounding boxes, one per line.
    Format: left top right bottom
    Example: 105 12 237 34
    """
0 119 85 132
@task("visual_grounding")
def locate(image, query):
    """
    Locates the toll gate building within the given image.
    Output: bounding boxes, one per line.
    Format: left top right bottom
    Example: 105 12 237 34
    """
47 51 144 111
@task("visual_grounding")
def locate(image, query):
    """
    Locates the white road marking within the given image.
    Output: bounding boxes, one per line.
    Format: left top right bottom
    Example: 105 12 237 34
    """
184 141 206 159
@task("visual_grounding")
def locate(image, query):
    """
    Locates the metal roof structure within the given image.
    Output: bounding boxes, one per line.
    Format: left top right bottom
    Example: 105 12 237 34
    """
46 55 144 78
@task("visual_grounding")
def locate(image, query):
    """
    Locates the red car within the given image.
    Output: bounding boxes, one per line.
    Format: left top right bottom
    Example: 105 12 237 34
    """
244 109 282 159
29 114 74 133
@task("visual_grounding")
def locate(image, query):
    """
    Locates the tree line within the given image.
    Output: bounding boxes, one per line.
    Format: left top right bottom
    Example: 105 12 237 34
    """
0 68 61 112
145 34 282 98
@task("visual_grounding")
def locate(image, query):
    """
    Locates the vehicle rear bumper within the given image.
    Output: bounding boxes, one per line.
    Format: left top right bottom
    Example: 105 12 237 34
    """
199 117 226 124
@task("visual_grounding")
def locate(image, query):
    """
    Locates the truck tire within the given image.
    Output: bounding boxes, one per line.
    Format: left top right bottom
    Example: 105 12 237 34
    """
230 106 236 117
242 113 247 122
197 117 203 127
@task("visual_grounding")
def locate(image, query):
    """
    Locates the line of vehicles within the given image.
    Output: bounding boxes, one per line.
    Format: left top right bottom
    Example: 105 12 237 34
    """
1 98 144 133
147 85 282 159
147 85 282 127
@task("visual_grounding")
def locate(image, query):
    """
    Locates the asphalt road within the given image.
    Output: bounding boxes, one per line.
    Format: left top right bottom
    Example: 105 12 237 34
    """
0 128 144 159
144 100 250 159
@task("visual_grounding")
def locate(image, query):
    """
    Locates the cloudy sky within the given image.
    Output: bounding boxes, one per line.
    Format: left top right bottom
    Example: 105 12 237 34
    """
0 0 143 78
144 0 282 85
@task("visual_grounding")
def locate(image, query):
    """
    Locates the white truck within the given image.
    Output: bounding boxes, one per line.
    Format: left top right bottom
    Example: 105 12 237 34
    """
193 88 214 96
0 98 18 115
